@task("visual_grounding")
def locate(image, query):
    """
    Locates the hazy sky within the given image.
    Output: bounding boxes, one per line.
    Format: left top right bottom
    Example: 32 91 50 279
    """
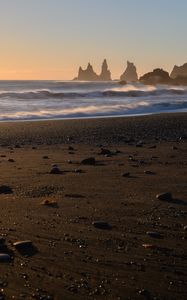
0 0 187 80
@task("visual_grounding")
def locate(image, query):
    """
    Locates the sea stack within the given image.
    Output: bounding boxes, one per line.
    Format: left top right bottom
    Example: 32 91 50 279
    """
99 59 112 81
74 60 112 81
170 63 187 79
139 68 171 85
76 63 98 81
120 61 138 82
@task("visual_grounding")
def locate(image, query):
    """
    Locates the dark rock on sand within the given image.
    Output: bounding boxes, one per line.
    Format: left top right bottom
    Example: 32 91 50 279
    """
13 240 37 256
99 148 111 155
81 157 96 165
122 172 130 177
146 231 162 238
156 192 173 201
41 199 58 207
8 158 15 162
0 185 13 194
92 221 112 230
50 165 62 174
0 253 11 263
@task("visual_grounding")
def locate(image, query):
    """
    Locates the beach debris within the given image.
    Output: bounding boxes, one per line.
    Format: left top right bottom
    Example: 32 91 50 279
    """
41 199 58 207
92 221 112 230
156 192 173 201
0 185 13 194
81 157 96 165
146 231 162 238
122 172 130 177
43 156 49 159
183 225 187 231
50 165 61 174
0 253 11 263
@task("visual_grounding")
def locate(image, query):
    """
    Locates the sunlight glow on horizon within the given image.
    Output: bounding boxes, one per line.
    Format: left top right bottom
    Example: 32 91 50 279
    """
0 0 187 80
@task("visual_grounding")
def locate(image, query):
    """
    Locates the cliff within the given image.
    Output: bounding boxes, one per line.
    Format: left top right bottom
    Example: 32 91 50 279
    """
120 61 138 82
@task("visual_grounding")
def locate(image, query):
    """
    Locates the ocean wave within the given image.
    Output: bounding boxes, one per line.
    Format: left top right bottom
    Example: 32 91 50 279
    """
0 86 187 100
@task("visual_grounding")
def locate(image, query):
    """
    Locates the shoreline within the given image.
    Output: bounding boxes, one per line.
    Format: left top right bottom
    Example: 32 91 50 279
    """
0 112 186 146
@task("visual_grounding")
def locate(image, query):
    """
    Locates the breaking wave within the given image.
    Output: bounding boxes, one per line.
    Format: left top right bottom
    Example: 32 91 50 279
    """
0 81 187 121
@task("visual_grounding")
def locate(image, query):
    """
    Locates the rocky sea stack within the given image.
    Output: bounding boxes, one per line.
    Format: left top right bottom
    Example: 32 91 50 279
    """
74 59 112 81
120 61 138 82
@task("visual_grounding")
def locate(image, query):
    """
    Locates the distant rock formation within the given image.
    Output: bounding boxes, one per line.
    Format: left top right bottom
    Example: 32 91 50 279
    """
74 60 112 81
139 68 171 85
120 61 138 82
99 59 112 81
170 63 187 79
76 63 98 81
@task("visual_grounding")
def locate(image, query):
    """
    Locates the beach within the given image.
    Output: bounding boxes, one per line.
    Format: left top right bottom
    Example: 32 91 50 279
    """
0 113 187 299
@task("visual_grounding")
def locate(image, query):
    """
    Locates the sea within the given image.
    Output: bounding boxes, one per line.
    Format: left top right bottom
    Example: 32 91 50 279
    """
0 80 187 121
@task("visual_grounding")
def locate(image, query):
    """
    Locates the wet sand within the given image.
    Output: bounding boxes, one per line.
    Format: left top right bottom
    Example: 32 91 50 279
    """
0 113 187 299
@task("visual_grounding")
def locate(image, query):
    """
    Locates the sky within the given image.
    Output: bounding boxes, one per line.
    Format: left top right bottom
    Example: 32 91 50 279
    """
0 0 187 80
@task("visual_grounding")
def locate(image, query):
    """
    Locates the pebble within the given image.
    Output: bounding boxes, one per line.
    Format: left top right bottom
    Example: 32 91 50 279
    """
122 172 130 177
99 148 111 155
144 170 155 175
0 253 11 263
8 158 15 162
41 199 58 207
92 221 112 230
0 185 13 194
81 157 96 165
13 240 33 250
146 231 162 238
156 192 173 201
50 165 61 174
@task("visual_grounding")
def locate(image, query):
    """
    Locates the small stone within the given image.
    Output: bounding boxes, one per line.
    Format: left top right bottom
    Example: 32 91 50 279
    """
13 240 33 250
43 156 49 159
8 158 15 162
144 170 155 175
99 148 111 155
92 221 112 230
183 225 187 231
41 199 58 207
68 146 74 151
142 244 157 249
156 192 172 201
122 172 130 177
0 237 6 244
0 254 11 263
50 166 61 174
146 231 162 238
81 157 96 165
0 185 13 194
